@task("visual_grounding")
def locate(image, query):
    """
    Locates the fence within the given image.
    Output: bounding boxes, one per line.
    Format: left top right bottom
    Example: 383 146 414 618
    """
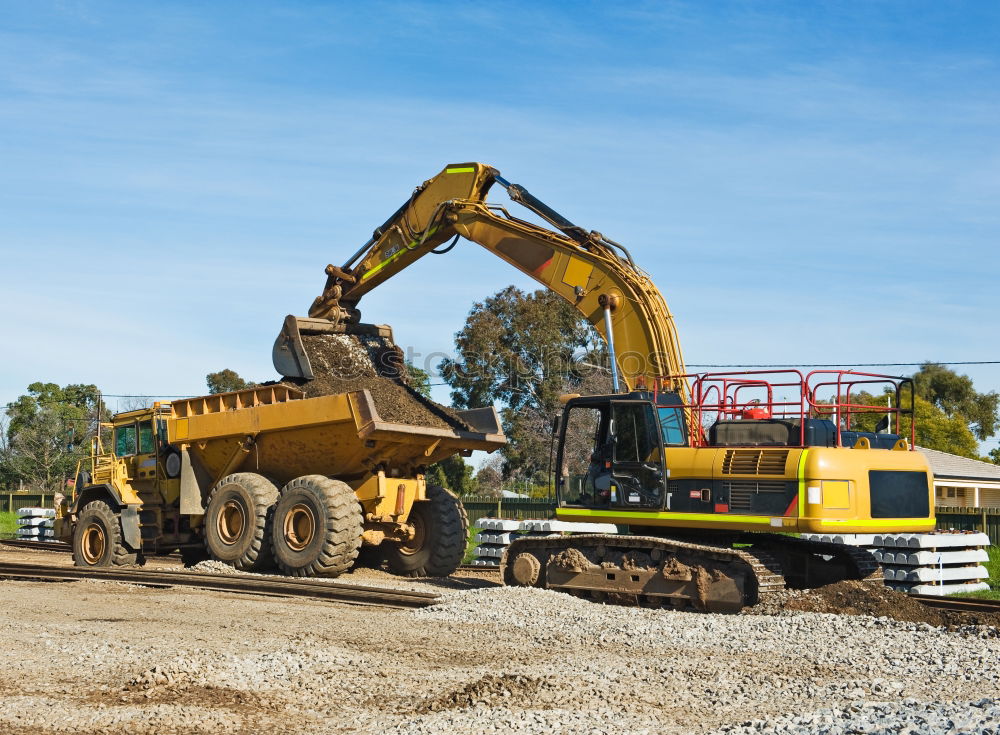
0 493 54 514
936 506 1000 546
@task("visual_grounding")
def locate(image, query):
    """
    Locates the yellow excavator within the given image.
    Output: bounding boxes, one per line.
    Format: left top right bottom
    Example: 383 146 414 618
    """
275 162 935 612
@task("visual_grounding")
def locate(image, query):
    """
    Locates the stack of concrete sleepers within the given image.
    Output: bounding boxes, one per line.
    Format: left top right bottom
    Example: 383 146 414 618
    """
472 518 618 567
802 531 991 596
15 507 57 542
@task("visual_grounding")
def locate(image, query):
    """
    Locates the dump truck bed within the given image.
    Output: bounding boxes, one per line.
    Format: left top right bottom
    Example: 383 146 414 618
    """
166 384 504 486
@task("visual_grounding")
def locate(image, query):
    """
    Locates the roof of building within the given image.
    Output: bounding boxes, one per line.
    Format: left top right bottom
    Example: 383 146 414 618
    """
500 490 530 499
916 446 1000 483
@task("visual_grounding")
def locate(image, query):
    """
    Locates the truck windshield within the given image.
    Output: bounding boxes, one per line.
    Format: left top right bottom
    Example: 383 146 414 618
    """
115 425 137 456
138 421 155 454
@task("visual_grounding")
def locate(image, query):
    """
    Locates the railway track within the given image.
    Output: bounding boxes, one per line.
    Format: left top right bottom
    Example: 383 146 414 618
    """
912 593 1000 615
0 539 70 552
456 564 499 573
0 560 439 609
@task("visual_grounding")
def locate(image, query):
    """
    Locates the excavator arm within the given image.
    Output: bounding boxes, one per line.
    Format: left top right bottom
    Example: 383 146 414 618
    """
274 162 688 395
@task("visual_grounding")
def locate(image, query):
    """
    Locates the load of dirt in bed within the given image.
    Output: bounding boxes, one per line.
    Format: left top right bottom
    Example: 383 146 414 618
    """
279 333 473 432
749 580 1000 629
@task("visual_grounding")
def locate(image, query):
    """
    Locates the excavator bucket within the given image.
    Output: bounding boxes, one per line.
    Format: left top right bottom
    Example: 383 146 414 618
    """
272 314 397 380
272 315 315 380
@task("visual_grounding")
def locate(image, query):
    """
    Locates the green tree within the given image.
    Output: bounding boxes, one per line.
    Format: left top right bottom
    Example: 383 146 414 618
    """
440 286 609 480
989 447 1000 465
834 389 980 459
2 383 103 492
206 369 253 394
475 454 504 498
404 361 432 398
440 286 599 413
912 362 998 441
426 455 478 496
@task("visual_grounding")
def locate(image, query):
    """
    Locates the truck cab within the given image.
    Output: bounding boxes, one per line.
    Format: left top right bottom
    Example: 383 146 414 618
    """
65 404 199 565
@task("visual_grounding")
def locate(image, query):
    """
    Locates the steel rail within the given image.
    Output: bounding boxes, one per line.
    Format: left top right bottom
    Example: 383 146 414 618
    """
456 564 499 573
0 561 439 609
911 593 1000 615
0 539 70 553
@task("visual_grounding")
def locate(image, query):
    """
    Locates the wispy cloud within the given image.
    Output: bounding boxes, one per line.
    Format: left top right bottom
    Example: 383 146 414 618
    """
1 1 997 408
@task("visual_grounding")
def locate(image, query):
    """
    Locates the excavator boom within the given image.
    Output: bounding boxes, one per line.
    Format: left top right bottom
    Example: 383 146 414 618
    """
272 163 688 396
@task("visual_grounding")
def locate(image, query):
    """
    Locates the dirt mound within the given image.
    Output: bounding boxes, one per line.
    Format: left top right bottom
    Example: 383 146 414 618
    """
419 674 549 712
278 333 472 431
752 580 1000 629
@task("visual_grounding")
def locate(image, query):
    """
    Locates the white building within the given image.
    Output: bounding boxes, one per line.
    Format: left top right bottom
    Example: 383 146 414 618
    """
917 446 1000 508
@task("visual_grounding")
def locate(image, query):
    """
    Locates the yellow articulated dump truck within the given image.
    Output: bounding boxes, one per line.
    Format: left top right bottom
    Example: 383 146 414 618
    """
62 384 505 577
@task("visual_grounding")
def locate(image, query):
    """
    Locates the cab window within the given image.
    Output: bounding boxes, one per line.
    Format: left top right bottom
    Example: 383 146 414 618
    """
612 402 659 463
657 406 686 445
138 421 155 454
558 405 606 506
115 425 137 456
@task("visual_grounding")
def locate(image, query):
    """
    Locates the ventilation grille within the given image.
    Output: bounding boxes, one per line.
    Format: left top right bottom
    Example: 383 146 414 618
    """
725 481 786 512
721 449 789 475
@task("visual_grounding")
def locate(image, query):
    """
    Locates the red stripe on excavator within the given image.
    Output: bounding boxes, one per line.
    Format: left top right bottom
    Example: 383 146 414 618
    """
783 494 798 517
533 257 553 275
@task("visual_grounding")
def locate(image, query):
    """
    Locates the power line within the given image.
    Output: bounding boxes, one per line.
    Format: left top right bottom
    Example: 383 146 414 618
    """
686 361 1000 368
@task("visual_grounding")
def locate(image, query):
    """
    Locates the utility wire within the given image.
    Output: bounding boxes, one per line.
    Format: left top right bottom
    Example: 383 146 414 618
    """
686 361 1000 368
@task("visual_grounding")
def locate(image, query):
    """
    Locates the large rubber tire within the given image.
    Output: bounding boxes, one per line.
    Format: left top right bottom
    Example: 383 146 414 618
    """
203 473 278 571
385 485 468 577
72 500 138 567
271 475 363 577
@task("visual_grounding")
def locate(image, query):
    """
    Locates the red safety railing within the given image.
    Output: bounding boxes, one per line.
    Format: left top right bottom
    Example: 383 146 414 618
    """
653 369 915 448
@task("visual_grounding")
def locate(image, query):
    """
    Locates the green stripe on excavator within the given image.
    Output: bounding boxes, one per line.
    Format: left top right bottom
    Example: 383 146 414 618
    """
557 508 773 524
446 167 475 173
361 225 441 280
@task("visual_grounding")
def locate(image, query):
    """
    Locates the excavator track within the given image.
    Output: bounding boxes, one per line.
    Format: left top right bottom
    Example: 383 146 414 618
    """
501 533 882 613
745 533 884 588
501 534 786 613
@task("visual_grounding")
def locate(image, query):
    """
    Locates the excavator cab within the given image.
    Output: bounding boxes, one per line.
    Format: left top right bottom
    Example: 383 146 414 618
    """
557 392 683 510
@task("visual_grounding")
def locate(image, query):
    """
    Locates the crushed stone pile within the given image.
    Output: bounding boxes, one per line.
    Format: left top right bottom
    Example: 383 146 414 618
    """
417 674 552 713
747 580 1000 629
279 333 472 431
711 698 1000 735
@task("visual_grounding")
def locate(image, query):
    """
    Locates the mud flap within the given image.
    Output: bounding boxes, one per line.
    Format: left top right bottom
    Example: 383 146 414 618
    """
179 447 212 515
120 505 142 551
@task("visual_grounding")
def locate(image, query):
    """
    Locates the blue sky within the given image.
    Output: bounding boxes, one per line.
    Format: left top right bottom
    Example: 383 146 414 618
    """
1 1 998 450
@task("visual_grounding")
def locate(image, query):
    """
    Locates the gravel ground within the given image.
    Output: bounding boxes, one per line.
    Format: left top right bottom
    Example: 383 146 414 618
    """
712 699 1000 735
0 546 998 734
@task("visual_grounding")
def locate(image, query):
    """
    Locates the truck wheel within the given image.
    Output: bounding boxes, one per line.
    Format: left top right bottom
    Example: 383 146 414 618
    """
271 475 363 577
386 485 468 577
72 500 137 567
204 473 278 571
